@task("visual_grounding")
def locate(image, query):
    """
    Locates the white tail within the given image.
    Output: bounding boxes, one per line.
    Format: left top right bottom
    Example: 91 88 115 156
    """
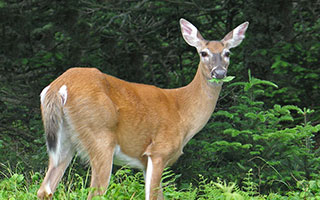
37 18 248 200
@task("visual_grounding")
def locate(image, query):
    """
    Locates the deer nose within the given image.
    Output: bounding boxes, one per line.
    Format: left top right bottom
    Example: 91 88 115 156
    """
213 69 226 79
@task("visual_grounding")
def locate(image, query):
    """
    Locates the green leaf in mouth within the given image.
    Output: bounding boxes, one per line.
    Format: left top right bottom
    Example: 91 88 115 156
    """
209 76 235 83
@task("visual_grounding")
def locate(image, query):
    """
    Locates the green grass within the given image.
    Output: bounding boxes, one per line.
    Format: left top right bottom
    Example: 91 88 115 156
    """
1 165 320 200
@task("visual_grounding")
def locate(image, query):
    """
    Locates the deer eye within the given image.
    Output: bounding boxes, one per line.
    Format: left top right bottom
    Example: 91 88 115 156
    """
200 51 208 57
224 51 230 58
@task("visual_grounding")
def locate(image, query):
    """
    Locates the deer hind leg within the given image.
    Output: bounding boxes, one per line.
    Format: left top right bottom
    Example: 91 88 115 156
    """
86 133 116 200
145 156 165 200
37 128 74 199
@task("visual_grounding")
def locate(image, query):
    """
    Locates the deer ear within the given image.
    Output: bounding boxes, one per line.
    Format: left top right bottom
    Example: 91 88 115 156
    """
222 22 249 49
180 18 204 49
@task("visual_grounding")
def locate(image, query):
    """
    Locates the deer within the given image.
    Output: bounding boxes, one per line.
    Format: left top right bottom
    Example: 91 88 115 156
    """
37 18 248 200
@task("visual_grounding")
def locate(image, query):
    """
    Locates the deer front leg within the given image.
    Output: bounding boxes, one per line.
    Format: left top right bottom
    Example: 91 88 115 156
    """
145 156 165 200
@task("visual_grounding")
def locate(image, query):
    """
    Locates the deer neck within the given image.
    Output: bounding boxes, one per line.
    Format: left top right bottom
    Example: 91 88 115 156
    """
170 62 222 146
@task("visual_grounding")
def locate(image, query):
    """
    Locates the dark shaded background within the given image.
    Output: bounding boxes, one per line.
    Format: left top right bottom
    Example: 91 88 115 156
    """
0 0 319 194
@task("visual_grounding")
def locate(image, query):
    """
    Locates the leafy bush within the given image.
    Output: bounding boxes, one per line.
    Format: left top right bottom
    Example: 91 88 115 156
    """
176 71 320 194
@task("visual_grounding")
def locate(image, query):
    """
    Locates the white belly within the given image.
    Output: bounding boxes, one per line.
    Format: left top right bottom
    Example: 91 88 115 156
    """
113 145 145 170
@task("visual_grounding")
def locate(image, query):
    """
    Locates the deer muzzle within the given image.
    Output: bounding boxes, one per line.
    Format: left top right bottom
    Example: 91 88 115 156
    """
211 67 227 79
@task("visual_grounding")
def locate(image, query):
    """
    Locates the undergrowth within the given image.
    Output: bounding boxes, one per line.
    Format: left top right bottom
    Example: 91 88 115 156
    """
1 164 320 200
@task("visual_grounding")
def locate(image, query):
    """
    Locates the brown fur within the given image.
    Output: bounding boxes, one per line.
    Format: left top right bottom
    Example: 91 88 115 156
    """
207 41 225 53
41 90 63 151
37 65 221 200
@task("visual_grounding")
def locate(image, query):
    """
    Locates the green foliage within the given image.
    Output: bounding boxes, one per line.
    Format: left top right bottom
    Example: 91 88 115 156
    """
242 169 259 196
210 76 236 84
198 176 245 200
177 71 320 193
3 166 320 200
241 1 320 120
104 168 145 199
289 179 320 199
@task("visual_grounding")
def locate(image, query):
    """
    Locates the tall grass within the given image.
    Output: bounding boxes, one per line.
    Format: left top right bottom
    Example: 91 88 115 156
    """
1 162 320 199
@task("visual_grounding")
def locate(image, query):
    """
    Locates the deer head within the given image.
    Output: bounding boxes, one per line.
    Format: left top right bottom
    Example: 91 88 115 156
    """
180 19 249 80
